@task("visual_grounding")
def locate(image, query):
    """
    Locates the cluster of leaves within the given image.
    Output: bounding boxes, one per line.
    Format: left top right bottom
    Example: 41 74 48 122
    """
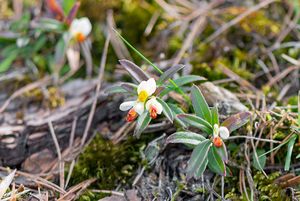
166 86 251 178
0 0 91 78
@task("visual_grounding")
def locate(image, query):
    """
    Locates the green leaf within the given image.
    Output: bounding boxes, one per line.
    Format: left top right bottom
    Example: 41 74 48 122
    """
120 83 138 94
33 35 47 52
159 75 206 97
158 64 184 84
166 131 205 146
297 91 300 127
54 35 69 69
62 0 76 14
177 114 213 134
207 146 226 176
191 85 211 123
104 85 128 94
172 75 206 86
0 53 17 73
187 139 211 179
169 104 186 127
119 59 150 83
211 106 219 126
284 134 297 171
221 111 251 132
216 144 228 163
134 112 151 138
36 18 65 32
156 97 174 123
253 149 266 171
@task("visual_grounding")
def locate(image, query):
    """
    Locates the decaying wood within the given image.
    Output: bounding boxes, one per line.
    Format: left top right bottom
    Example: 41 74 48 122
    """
0 78 125 168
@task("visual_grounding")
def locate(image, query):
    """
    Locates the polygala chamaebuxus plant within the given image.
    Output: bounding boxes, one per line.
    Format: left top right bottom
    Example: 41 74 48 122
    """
166 85 251 179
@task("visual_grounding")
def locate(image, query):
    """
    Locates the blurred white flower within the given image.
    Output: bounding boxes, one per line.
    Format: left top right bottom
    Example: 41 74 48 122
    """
16 37 30 47
69 17 92 42
213 124 230 147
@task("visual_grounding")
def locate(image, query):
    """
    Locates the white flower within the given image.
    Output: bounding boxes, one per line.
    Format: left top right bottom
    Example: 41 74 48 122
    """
137 78 156 102
213 124 230 147
69 17 92 42
119 78 158 121
146 97 163 119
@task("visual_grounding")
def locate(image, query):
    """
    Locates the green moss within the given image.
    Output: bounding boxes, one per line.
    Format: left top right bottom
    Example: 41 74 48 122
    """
225 172 288 201
70 134 146 190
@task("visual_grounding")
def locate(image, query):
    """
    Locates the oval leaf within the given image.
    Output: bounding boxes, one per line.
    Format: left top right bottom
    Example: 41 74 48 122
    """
104 85 128 94
284 134 297 171
253 149 266 171
191 85 212 123
221 111 251 133
134 112 151 138
158 64 184 83
119 59 149 83
156 97 174 123
187 139 211 179
177 114 213 134
216 144 228 163
208 146 226 176
159 75 206 97
121 82 138 94
211 106 219 126
166 131 205 146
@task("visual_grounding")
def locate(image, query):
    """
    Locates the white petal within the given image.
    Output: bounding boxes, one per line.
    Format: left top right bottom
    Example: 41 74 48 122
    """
119 101 135 111
145 78 156 96
79 17 92 36
145 98 153 110
134 102 144 115
155 101 163 114
69 17 92 37
137 80 147 94
146 98 163 114
219 126 230 139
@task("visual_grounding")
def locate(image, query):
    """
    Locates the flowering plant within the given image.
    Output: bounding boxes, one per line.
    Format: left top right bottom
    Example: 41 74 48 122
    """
166 85 251 178
0 0 92 78
110 31 252 179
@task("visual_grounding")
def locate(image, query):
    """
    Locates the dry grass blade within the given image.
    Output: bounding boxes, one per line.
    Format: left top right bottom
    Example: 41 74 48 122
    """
172 16 206 66
107 10 132 60
205 0 276 43
80 27 111 147
266 65 299 87
0 169 16 199
57 178 96 201
48 121 64 191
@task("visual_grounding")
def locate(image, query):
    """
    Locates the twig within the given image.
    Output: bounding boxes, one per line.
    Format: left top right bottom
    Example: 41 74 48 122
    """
226 136 280 143
91 189 124 197
80 26 111 147
48 121 64 191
